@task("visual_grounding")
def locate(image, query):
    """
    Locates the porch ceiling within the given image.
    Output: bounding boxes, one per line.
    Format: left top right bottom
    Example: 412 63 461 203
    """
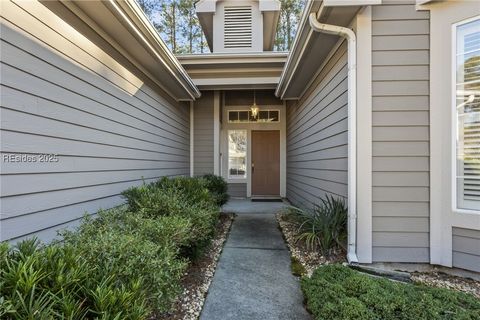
276 1 362 100
177 52 288 90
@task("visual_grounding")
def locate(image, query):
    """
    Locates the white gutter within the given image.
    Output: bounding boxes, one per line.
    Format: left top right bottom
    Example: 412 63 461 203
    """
309 13 358 263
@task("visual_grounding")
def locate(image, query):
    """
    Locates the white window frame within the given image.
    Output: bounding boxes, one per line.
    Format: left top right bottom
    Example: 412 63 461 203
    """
228 129 247 179
451 15 480 214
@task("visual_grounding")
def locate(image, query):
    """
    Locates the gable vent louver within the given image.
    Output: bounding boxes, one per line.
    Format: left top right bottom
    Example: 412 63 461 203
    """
224 5 253 49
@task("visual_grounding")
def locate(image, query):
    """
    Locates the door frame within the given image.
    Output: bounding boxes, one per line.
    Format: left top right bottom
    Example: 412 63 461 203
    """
219 102 287 198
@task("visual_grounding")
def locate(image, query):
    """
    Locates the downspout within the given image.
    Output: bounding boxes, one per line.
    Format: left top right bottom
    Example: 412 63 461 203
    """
309 13 358 263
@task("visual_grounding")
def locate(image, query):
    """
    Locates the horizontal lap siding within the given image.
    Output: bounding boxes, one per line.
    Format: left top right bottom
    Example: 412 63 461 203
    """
193 91 214 175
452 228 480 273
371 2 430 262
227 183 247 198
286 42 348 210
0 1 190 242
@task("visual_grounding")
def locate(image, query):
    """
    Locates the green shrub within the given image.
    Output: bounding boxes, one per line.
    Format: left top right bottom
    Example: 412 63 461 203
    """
122 177 220 258
1 176 224 318
286 195 347 255
61 209 188 312
0 238 149 319
302 264 480 320
202 174 229 206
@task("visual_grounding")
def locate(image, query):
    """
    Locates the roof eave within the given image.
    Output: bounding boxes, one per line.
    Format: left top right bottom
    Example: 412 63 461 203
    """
61 0 200 101
276 1 367 99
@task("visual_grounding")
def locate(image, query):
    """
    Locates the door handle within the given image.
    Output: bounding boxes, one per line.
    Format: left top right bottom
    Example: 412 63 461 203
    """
252 162 254 174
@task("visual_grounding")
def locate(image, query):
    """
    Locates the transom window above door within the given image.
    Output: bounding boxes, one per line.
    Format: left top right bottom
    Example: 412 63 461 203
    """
454 16 480 212
228 110 279 123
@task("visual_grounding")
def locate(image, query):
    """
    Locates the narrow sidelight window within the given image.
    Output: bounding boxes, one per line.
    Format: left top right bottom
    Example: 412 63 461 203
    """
228 130 247 178
454 17 480 211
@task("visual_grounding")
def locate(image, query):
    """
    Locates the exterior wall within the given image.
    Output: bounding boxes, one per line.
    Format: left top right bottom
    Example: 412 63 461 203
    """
370 2 431 263
0 1 190 242
452 228 480 273
227 183 247 198
427 0 480 272
286 41 348 210
193 91 215 175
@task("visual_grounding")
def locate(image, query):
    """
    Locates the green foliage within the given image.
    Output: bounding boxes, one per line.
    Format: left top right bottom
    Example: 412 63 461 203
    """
1 176 223 319
136 0 305 54
274 0 306 51
290 256 306 277
202 174 230 206
122 176 220 258
302 264 480 320
286 195 347 255
0 238 149 319
62 208 188 311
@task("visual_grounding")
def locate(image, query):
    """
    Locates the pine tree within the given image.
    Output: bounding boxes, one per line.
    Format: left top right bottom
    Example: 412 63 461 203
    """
179 0 201 53
137 0 304 54
274 0 305 51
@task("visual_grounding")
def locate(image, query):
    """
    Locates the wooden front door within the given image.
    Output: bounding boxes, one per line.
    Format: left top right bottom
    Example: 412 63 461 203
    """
251 130 280 196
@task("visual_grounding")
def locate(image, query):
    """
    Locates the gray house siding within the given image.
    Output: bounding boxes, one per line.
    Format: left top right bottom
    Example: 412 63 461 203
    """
0 1 190 242
371 2 430 262
193 91 214 175
286 41 348 210
227 183 247 198
452 228 480 273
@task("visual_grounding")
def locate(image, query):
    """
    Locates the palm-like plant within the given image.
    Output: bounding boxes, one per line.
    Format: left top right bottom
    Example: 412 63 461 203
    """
287 195 347 255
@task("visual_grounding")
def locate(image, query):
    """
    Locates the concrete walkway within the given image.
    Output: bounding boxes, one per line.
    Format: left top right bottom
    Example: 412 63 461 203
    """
200 199 311 320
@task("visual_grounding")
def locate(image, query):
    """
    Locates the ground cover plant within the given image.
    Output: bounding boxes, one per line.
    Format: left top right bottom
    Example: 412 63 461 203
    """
285 195 347 255
302 264 480 320
0 175 228 319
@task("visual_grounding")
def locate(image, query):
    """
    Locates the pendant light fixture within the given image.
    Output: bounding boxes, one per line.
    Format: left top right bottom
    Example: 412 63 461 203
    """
250 89 259 118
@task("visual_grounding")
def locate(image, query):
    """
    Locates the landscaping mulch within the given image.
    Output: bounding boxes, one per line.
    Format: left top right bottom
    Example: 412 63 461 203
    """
158 212 234 320
412 271 480 299
276 211 345 277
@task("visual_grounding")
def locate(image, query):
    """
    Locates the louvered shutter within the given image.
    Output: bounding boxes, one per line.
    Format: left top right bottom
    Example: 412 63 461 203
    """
456 18 480 210
224 6 253 49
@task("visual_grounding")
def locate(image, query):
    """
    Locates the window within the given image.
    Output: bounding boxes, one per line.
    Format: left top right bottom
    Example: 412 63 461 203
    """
228 110 280 123
454 17 480 211
228 130 247 178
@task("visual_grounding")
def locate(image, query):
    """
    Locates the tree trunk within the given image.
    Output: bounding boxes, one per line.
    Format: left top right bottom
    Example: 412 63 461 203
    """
172 3 177 53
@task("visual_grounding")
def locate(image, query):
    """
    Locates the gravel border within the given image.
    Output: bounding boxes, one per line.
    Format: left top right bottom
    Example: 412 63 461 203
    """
411 272 480 299
277 212 480 298
276 212 345 277
158 213 234 320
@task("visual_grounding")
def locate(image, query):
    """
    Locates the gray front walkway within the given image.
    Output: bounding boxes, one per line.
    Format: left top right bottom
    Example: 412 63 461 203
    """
200 199 311 320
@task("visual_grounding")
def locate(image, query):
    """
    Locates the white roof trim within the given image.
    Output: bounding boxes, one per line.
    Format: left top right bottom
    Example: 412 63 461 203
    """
63 0 200 101
323 0 382 6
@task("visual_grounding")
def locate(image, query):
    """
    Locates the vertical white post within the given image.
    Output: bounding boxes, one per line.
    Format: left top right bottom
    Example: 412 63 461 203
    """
190 101 194 177
213 91 220 175
355 6 372 263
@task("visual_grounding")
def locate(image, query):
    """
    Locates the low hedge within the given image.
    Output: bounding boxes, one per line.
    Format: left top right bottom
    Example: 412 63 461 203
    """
121 176 220 258
202 174 229 206
0 175 229 319
302 264 480 320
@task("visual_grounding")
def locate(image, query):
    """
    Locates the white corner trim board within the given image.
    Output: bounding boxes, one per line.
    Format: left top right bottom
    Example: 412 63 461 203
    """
355 6 373 264
309 13 358 263
213 91 220 175
190 101 194 177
